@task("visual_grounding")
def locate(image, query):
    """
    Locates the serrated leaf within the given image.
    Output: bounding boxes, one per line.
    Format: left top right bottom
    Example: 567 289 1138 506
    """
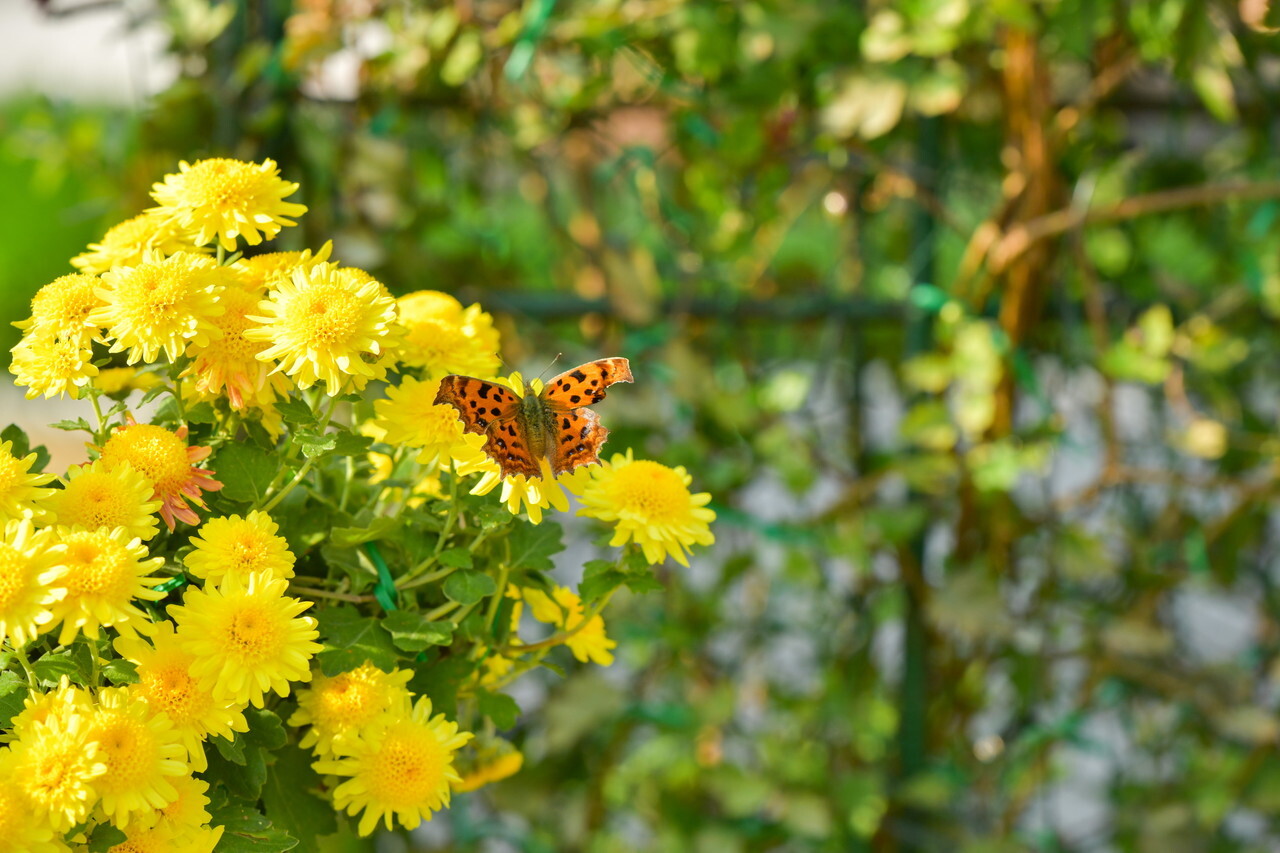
382 611 454 651
296 430 337 459
32 645 92 686
208 790 299 853
444 570 497 605
477 689 520 730
439 547 474 568
87 823 127 852
102 658 139 685
579 569 627 604
274 397 316 427
330 430 374 457
50 417 94 433
624 574 664 594
315 606 400 675
1 424 29 456
261 744 336 850
243 707 287 750
214 443 279 504
0 670 30 728
507 520 564 571
212 732 248 765
186 400 218 424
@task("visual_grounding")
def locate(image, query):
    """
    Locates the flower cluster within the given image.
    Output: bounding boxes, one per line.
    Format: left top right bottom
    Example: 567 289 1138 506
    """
2 157 714 847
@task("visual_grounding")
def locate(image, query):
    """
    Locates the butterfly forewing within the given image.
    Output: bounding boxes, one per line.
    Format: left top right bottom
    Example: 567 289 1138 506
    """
434 376 521 435
540 357 633 411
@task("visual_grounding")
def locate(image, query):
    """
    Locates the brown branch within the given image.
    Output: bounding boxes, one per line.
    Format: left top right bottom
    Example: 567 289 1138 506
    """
990 180 1280 272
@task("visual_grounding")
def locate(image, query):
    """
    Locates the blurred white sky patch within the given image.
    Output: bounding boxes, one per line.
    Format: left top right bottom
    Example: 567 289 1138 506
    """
0 0 177 103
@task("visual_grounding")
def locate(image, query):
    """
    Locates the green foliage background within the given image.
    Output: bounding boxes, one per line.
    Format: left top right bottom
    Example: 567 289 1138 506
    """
7 0 1280 850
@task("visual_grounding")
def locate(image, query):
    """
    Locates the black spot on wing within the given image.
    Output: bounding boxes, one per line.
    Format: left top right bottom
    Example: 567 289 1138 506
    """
478 383 490 399
570 395 581 404
571 369 587 382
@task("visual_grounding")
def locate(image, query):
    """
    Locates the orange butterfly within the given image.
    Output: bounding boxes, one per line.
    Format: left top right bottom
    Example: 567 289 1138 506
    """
434 357 634 480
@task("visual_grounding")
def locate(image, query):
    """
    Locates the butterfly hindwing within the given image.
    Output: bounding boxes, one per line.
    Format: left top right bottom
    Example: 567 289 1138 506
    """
549 407 608 476
484 418 542 479
434 376 521 435
540 358 633 412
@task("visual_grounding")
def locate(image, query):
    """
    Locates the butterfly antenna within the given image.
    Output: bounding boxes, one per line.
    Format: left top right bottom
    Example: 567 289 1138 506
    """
537 353 563 382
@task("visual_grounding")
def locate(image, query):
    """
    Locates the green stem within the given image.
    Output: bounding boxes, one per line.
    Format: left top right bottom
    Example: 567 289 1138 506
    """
503 589 616 655
260 457 315 513
9 641 38 689
88 390 108 444
486 563 511 627
396 565 460 591
339 455 355 512
425 600 461 621
172 373 186 425
256 389 345 510
217 244 226 265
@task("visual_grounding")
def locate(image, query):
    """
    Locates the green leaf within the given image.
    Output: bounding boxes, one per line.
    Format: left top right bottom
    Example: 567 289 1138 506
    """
33 644 93 686
315 606 400 676
0 670 29 728
208 789 299 853
624 574 664 595
329 430 374 457
507 520 564 571
186 400 218 424
477 689 521 730
206 739 269 798
86 823 127 852
102 658 139 685
295 430 337 459
212 732 248 766
439 547 474 569
1 424 30 456
261 744 336 850
274 397 316 427
382 611 455 651
444 570 497 605
579 569 627 604
215 443 279 504
49 417 94 433
243 707 288 750
409 655 470 720
330 516 400 548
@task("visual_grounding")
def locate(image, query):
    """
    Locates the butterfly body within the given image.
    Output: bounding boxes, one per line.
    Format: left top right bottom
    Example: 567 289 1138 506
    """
435 357 633 480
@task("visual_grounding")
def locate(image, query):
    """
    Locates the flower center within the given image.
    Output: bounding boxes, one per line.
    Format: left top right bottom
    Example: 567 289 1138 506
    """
60 474 133 529
141 664 203 724
606 461 689 522
93 714 154 791
101 425 192 496
0 450 26 495
287 287 362 345
369 728 446 805
184 159 256 209
225 604 280 662
61 537 130 596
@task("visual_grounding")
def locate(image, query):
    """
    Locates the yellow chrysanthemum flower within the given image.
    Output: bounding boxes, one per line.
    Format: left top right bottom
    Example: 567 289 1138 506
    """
114 623 249 772
90 252 227 366
0 440 56 522
453 737 524 793
111 771 217 850
396 290 501 377
182 276 291 410
0 748 65 853
183 510 295 582
149 158 307 251
7 712 106 832
0 519 66 646
45 526 166 645
4 676 92 744
453 374 591 524
313 696 472 837
12 273 104 342
43 460 163 542
70 211 209 275
516 586 616 666
94 366 163 397
246 262 400 395
373 376 477 466
577 450 716 566
168 570 321 708
232 241 332 291
9 329 98 400
288 662 414 758
98 422 223 529
84 686 188 828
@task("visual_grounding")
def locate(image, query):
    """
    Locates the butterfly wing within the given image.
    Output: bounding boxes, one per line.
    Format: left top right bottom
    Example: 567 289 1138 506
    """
549 407 609 476
434 376 521 435
540 358 633 412
435 376 541 479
